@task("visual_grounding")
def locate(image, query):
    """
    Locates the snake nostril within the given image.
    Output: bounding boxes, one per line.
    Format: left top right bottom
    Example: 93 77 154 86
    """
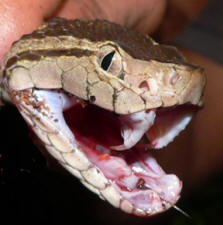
139 81 149 91
89 95 96 102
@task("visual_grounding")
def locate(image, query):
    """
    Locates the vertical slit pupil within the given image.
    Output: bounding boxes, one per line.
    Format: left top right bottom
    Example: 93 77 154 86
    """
101 51 115 70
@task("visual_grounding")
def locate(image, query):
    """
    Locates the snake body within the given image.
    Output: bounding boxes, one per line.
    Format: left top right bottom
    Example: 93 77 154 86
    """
0 18 205 216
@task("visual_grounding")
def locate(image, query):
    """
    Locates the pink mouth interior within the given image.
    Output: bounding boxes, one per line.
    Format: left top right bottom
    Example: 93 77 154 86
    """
20 89 199 215
64 104 123 148
63 103 190 212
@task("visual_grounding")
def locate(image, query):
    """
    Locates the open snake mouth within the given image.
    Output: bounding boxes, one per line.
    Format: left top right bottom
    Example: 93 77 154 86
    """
1 17 205 217
15 88 199 216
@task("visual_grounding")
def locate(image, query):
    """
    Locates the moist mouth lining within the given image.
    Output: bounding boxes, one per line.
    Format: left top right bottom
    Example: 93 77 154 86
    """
24 89 195 214
62 95 195 211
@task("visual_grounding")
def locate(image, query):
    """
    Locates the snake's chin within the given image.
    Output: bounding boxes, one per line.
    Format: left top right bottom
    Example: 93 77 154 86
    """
17 89 199 216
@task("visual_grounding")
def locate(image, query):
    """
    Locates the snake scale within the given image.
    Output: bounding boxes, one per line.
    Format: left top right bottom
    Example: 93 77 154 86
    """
0 17 205 216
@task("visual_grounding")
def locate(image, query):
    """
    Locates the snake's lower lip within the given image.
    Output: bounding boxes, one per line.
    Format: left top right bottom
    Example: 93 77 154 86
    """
15 88 198 216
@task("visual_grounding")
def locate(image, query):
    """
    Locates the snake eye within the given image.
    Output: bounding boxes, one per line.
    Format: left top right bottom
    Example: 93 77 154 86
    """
101 51 115 71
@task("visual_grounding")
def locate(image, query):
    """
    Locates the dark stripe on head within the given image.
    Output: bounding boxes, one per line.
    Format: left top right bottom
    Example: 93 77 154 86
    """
18 48 93 59
4 48 93 75
21 17 197 68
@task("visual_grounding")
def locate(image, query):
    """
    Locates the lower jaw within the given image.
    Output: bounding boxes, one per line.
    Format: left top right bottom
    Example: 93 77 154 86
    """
15 88 198 216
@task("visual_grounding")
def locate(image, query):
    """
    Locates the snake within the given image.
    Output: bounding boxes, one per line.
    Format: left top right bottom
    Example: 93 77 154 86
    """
0 17 205 216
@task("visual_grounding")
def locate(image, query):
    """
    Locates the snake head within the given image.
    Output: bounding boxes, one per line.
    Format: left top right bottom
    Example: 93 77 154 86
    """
1 18 206 217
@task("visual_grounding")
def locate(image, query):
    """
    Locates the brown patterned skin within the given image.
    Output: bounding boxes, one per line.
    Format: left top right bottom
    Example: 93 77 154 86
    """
19 18 192 65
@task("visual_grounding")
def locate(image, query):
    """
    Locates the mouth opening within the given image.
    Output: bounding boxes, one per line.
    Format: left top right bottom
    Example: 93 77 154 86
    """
62 93 197 214
18 89 199 216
